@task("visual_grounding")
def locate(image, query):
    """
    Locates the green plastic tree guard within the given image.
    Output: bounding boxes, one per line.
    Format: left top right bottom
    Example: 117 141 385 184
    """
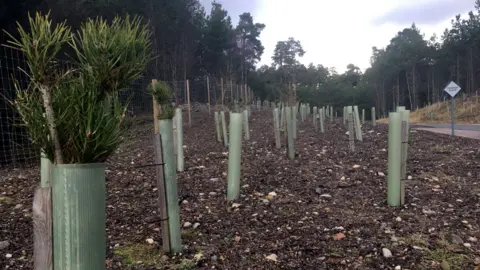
286 107 295 160
330 106 333 122
387 112 402 206
372 107 376 126
348 112 355 152
52 163 106 270
159 119 182 252
313 106 318 130
215 112 222 143
243 109 250 141
227 113 243 200
221 111 228 147
400 110 410 205
343 106 347 126
273 108 281 149
175 108 184 172
292 108 297 139
319 108 324 133
396 106 405 112
362 109 365 124
353 106 363 141
40 152 52 188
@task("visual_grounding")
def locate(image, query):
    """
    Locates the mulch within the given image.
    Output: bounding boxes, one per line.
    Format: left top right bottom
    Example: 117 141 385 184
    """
1 110 479 270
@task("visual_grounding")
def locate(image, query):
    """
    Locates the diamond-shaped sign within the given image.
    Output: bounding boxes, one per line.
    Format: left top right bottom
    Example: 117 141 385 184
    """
443 81 461 97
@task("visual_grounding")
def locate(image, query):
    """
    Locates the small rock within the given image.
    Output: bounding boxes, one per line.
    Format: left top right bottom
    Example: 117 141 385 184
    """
382 248 392 258
407 176 412 180
232 203 241 208
146 238 154 244
463 243 472 248
315 188 322 194
181 200 188 204
0 241 9 250
183 222 192 228
210 178 219 182
193 222 200 229
451 234 463 245
462 220 469 224
378 172 385 177
412 246 423 250
422 209 436 215
468 237 478 242
318 256 326 261
267 191 277 200
14 204 22 209
391 236 398 242
5 253 12 258
395 217 402 222
320 194 332 199
395 266 401 270
340 176 346 181
209 192 217 196
199 193 205 196
353 165 361 169
265 254 278 262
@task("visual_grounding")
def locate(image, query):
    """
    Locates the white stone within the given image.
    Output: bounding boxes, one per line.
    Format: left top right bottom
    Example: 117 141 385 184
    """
378 172 385 177
382 248 392 258
268 192 277 197
232 203 241 208
5 254 12 258
193 222 201 229
468 237 478 242
353 165 361 169
183 222 192 228
146 238 154 244
407 176 412 180
320 194 332 199
395 266 401 270
463 243 472 248
395 217 402 222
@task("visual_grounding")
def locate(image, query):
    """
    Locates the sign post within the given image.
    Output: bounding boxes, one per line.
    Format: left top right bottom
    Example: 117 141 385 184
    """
443 81 461 136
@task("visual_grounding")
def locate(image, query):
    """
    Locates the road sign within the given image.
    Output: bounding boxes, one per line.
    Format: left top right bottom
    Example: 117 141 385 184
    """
443 81 461 136
443 81 461 97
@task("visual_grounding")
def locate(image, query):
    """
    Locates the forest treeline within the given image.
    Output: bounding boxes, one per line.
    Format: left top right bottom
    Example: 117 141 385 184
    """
3 0 480 116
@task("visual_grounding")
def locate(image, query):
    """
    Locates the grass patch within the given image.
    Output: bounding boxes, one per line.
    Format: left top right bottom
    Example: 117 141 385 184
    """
172 259 196 270
114 243 166 267
0 196 15 205
377 95 480 124
400 234 470 270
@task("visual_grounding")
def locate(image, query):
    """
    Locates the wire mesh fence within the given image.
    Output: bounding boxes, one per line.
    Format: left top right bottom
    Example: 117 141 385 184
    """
0 46 256 168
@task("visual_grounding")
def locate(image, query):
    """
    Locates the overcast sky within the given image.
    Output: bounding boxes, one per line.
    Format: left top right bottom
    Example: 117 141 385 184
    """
200 0 474 72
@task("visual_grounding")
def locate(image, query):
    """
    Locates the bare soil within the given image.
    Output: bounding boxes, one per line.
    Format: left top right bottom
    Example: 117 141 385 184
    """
1 111 479 270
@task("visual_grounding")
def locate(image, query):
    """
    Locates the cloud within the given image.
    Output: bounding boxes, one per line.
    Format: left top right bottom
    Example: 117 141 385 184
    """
373 0 473 25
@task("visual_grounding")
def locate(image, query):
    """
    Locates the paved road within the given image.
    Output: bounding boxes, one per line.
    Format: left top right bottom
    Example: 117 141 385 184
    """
411 123 480 131
411 123 480 139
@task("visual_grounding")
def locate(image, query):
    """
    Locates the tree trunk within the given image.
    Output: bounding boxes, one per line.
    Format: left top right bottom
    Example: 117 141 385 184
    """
40 86 63 164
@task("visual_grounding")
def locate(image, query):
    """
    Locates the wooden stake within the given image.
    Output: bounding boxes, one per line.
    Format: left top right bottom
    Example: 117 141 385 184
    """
33 187 52 270
153 133 171 252
221 78 225 106
152 79 159 133
207 76 211 115
186 79 191 127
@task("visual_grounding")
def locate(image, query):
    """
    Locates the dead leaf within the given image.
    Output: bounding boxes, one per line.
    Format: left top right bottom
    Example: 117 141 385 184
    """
333 232 345 240
265 254 278 262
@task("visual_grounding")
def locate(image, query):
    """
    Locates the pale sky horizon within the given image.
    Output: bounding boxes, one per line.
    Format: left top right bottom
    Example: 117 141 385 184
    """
201 0 474 73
